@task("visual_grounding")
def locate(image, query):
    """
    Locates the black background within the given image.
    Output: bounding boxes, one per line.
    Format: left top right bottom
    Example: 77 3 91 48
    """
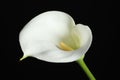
2 0 118 80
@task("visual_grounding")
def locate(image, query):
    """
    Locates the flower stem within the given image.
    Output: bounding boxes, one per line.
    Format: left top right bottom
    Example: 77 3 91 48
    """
77 57 96 80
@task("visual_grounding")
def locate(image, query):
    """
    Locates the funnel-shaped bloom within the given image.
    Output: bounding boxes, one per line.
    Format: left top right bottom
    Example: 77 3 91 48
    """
19 11 92 63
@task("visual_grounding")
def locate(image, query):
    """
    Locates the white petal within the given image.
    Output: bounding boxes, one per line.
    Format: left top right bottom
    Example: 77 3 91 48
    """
19 11 92 63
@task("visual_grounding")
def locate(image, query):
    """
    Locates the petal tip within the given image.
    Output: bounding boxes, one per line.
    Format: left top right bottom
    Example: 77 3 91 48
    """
19 56 28 61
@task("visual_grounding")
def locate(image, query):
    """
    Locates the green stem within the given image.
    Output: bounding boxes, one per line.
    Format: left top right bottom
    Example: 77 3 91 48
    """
77 57 96 80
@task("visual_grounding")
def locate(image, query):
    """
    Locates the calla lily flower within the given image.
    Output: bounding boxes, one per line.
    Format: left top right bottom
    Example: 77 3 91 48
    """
19 11 96 80
19 11 92 63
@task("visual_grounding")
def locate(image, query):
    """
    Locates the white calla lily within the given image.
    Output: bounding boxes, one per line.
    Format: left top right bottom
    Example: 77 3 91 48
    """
19 11 92 63
19 11 96 80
